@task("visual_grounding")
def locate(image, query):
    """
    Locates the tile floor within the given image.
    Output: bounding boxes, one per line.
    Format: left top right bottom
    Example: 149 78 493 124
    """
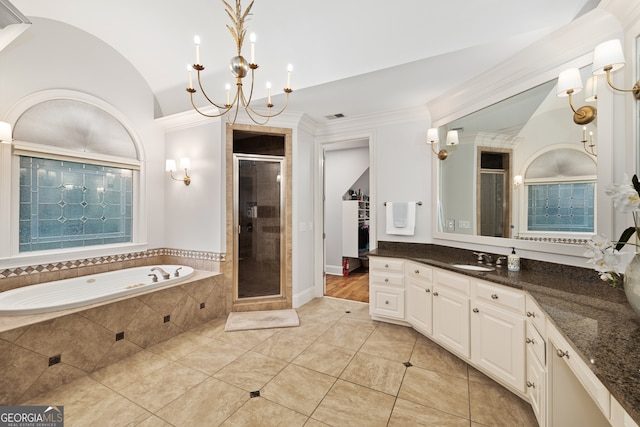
22 297 538 426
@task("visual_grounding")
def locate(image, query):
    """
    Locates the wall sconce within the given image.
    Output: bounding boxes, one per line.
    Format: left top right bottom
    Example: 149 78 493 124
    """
513 175 523 189
427 128 458 160
592 39 640 100
0 122 12 144
556 68 597 125
165 157 191 185
580 126 597 157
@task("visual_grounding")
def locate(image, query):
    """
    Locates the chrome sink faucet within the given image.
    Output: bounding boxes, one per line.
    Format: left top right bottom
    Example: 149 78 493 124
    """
473 252 493 264
150 267 170 280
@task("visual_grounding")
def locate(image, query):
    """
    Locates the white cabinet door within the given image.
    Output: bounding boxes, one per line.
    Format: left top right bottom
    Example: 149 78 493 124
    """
406 276 432 335
433 285 470 358
470 300 526 393
527 343 546 427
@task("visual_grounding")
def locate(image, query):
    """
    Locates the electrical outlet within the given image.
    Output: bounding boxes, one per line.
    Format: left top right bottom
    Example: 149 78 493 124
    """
447 219 455 231
459 220 471 229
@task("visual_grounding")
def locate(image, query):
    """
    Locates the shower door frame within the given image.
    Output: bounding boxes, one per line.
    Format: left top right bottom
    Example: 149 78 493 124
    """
225 123 292 312
233 153 286 301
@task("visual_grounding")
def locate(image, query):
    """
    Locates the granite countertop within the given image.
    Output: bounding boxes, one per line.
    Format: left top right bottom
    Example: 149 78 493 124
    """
369 242 640 424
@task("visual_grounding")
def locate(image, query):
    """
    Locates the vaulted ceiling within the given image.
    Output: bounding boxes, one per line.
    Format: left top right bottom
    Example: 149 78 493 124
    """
9 0 600 122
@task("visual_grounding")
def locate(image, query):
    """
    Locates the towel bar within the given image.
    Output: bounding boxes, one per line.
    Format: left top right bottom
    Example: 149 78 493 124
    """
383 201 423 206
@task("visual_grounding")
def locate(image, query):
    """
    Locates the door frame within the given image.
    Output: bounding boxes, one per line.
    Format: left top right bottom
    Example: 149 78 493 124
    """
314 133 377 298
225 123 293 312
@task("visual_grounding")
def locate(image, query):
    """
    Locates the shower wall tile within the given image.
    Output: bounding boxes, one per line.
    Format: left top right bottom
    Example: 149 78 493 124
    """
0 273 225 405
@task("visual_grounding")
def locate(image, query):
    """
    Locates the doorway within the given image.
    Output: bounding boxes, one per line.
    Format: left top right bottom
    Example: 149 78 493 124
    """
477 150 512 238
321 139 372 303
225 124 292 312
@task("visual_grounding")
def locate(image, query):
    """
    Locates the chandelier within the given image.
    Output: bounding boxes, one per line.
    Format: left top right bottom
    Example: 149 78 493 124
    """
186 0 293 125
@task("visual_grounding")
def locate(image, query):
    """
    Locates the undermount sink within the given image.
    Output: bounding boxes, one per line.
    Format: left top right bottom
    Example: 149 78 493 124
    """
451 264 495 272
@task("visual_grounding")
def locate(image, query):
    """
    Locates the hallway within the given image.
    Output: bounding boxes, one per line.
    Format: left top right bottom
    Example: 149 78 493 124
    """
325 267 369 303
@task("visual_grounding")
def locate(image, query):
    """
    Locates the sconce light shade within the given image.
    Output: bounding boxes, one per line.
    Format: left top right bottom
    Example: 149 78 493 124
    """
513 175 523 188
584 76 598 102
557 68 583 96
165 159 177 172
445 130 459 146
0 121 12 143
592 39 626 75
426 128 439 144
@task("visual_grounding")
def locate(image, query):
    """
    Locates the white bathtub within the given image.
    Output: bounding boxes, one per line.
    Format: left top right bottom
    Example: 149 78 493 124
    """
0 265 195 316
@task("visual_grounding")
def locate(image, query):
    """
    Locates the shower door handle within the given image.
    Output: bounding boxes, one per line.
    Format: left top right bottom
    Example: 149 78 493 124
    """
238 224 241 234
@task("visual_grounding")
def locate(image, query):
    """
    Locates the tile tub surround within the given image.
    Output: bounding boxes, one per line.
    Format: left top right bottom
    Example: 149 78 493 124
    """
0 271 225 404
371 241 640 424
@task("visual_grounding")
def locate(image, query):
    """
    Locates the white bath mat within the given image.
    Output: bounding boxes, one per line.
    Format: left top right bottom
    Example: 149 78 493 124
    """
224 309 300 332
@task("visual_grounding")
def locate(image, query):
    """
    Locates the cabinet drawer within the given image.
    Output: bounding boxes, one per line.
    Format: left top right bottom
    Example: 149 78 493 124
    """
370 285 405 319
474 280 525 314
435 270 470 295
370 257 404 273
406 262 432 282
526 321 546 366
371 271 404 287
526 294 546 337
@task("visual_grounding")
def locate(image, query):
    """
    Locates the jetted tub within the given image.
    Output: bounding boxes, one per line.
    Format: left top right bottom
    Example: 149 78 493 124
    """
0 265 195 316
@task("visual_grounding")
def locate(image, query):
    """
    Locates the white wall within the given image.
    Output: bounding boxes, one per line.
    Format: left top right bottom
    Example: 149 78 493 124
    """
0 17 164 265
324 146 369 273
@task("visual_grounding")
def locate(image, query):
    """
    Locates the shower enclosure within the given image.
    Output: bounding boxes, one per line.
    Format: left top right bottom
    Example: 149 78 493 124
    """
233 154 285 299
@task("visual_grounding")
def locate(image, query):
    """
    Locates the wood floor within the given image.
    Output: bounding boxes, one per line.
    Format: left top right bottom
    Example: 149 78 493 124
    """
325 267 369 303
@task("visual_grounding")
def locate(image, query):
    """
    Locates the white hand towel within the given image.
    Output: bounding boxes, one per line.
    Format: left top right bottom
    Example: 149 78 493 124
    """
386 202 416 235
393 202 408 228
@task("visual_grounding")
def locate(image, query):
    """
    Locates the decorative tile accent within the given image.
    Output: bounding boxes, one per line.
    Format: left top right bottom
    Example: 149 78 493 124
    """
0 248 226 280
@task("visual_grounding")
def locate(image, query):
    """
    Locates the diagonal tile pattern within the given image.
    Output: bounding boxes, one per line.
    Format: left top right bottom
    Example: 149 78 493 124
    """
19 297 538 426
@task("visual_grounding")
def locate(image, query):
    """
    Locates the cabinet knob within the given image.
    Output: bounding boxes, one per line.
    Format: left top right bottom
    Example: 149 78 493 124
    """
385 264 389 268
425 288 431 293
491 294 499 300
527 381 536 389
414 269 420 274
433 292 439 296
556 349 570 359
526 337 535 344
384 278 389 283
526 311 536 318
385 300 389 305
472 308 479 313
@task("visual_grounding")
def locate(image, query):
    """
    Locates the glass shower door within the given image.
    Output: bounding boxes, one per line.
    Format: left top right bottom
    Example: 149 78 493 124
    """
234 154 284 299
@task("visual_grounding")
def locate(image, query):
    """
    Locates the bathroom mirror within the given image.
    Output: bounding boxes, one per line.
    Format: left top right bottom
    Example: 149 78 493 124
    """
435 66 599 247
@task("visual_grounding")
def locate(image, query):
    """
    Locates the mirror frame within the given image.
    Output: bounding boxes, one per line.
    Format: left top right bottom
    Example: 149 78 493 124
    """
429 51 617 261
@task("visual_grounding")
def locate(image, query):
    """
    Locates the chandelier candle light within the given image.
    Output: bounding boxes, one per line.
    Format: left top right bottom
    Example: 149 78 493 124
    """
186 0 293 125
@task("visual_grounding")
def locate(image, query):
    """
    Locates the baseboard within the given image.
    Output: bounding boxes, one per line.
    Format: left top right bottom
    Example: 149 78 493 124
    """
293 285 315 308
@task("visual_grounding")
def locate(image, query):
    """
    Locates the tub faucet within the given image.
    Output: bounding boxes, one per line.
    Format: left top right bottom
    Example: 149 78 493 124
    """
150 267 170 280
148 273 159 283
174 267 182 277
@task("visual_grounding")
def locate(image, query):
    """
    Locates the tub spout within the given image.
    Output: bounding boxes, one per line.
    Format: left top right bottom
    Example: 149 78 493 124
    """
150 267 170 280
148 273 159 283
174 267 182 277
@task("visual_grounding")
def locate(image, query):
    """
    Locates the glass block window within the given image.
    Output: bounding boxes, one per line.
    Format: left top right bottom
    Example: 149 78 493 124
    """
19 156 133 252
527 182 595 233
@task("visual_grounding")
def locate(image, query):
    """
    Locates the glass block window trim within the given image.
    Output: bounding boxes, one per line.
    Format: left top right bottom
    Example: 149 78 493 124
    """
527 181 595 233
19 156 133 252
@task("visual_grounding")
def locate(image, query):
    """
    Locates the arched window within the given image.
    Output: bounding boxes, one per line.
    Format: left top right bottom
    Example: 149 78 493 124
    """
520 148 596 238
9 95 142 254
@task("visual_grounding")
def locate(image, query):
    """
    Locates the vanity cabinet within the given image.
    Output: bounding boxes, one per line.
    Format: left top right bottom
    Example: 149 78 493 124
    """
433 269 470 358
405 261 433 335
470 279 526 393
369 257 405 320
525 295 547 427
547 320 610 427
